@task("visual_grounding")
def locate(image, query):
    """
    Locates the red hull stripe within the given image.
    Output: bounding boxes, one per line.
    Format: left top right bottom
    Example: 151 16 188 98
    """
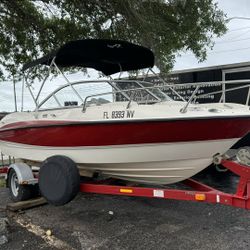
0 118 250 147
1 116 250 131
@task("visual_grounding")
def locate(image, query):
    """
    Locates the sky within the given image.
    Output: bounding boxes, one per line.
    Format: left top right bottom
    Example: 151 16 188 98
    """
1 0 250 112
174 0 250 70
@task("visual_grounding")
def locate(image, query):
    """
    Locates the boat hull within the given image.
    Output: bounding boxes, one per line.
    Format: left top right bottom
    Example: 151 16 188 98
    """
0 110 250 184
0 138 239 184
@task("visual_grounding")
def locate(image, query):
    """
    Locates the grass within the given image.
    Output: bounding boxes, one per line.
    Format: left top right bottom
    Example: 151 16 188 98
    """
0 178 6 187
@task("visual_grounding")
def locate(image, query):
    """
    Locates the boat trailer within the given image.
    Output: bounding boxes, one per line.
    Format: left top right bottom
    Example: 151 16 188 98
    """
0 160 250 210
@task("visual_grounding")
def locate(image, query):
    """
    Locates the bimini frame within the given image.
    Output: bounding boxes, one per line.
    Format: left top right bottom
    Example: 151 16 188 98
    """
20 39 250 113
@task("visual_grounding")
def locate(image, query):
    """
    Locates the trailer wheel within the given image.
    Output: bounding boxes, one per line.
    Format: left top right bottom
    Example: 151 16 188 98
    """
8 169 32 202
39 155 80 206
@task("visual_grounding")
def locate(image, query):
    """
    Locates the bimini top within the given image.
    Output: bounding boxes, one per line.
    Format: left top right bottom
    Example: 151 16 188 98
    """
22 39 154 75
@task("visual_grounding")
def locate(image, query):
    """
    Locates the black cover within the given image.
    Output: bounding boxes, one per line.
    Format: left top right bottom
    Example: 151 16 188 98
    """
23 39 154 75
39 155 80 206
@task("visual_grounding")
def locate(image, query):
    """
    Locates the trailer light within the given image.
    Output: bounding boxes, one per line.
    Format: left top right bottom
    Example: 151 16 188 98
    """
195 193 206 201
120 188 133 193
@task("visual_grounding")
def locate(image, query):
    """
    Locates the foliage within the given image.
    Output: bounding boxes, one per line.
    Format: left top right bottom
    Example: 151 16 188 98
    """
0 0 227 79
0 178 5 187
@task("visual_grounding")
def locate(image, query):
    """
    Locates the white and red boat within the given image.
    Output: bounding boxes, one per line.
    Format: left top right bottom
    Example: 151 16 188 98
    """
0 39 250 184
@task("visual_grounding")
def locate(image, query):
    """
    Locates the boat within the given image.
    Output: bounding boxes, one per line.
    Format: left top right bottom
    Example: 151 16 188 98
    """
0 39 250 184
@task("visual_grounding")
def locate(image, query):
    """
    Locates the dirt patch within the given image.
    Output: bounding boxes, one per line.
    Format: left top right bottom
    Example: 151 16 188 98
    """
1 216 56 250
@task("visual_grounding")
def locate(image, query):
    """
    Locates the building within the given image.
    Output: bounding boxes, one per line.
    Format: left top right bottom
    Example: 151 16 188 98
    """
168 61 250 104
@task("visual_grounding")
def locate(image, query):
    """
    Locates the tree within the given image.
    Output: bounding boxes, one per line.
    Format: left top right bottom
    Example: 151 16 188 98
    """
0 0 227 79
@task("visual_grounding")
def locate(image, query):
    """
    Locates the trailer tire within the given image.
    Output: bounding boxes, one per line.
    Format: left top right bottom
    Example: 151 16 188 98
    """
8 169 33 202
39 155 80 206
31 184 40 198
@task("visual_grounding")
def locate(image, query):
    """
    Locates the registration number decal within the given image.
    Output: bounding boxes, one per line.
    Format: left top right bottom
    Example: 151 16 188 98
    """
103 110 135 119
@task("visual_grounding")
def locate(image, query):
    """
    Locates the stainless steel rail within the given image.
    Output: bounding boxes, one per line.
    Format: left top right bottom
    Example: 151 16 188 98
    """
180 86 200 113
195 84 250 105
21 60 250 114
37 79 250 113
37 79 171 109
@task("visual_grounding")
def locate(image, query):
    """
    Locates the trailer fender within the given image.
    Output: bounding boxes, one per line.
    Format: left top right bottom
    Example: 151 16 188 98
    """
6 163 37 187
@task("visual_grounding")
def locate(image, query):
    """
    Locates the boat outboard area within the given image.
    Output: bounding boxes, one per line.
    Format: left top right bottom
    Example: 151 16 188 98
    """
0 39 250 186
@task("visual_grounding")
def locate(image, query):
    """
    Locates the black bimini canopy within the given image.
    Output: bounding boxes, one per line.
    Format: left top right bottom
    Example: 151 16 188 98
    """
22 39 154 75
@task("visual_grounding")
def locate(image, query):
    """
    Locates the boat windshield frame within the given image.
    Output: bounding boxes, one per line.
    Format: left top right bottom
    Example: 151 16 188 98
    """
21 57 186 112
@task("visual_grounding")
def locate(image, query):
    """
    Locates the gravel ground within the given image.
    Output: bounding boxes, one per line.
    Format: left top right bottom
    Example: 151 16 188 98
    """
0 171 250 250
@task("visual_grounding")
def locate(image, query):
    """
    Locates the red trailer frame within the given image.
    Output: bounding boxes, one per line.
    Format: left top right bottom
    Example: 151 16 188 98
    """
79 160 250 210
1 160 250 209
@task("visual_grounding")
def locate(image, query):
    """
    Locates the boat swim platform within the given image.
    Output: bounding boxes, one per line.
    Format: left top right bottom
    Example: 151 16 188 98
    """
0 160 249 210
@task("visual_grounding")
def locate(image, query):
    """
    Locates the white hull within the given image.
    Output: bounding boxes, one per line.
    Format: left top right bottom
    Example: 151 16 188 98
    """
0 138 239 184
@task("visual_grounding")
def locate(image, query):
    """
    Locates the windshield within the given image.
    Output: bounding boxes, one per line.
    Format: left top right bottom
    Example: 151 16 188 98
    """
114 80 172 103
